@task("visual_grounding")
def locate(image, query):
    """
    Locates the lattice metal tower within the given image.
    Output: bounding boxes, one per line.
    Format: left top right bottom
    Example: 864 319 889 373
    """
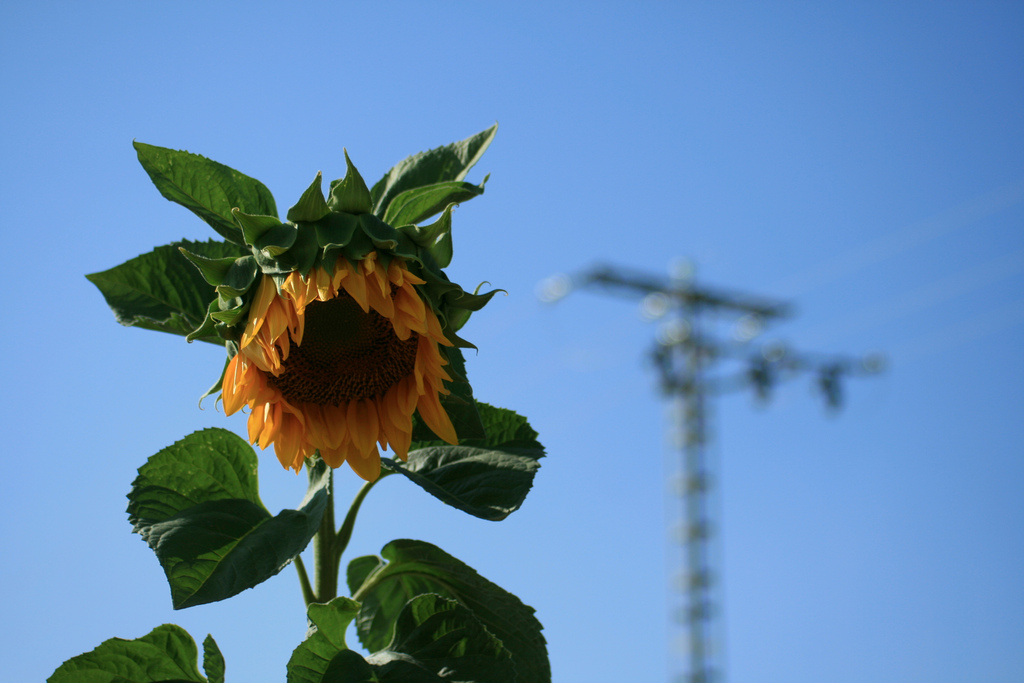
540 262 882 683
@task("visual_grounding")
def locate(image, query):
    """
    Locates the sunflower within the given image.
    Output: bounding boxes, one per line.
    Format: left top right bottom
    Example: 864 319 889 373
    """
120 137 504 481
220 252 458 481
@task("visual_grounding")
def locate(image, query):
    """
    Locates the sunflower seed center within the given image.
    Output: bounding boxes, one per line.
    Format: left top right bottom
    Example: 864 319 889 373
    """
268 293 418 405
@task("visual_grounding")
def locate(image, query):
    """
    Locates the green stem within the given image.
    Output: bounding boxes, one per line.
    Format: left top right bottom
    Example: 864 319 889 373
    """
294 554 315 607
312 466 338 603
334 471 391 569
303 462 392 604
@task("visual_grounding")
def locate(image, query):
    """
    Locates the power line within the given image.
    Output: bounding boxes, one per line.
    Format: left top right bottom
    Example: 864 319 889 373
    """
539 262 883 683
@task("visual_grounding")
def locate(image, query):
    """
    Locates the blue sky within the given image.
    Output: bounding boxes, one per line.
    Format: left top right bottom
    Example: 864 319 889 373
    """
2 2 1022 681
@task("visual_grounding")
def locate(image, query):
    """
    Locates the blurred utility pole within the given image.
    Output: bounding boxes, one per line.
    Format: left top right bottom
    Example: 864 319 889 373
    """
538 262 883 683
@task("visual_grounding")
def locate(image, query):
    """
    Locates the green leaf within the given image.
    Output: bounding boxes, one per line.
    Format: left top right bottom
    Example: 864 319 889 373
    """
210 296 250 325
401 204 454 268
202 635 225 683
371 124 497 219
198 356 230 408
287 595 511 683
381 594 514 683
253 222 300 258
350 540 549 683
387 403 544 521
287 597 364 683
87 240 245 345
215 254 258 299
177 247 240 287
315 211 360 251
253 221 321 276
232 208 285 247
360 654 443 683
445 285 503 314
134 142 277 244
328 150 373 215
288 172 331 223
127 429 330 609
187 298 223 344
48 623 207 683
358 214 399 251
382 179 486 227
347 556 384 598
322 651 381 683
444 284 504 332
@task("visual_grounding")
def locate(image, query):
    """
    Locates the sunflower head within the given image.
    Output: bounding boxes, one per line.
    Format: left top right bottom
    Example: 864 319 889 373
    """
179 150 499 481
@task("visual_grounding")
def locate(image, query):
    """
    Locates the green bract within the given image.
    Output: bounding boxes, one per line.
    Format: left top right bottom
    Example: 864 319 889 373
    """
142 125 502 353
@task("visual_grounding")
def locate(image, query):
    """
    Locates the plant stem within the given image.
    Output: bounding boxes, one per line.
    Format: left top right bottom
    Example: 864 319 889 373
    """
312 466 337 603
294 554 315 607
305 464 391 604
334 471 390 568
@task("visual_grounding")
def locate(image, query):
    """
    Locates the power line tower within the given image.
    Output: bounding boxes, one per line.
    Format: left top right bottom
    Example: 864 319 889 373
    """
539 262 883 683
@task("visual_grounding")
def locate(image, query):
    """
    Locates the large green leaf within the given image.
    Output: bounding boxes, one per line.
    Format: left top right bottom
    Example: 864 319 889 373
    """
87 239 246 345
135 142 278 244
127 428 330 609
288 598 445 682
386 403 544 521
349 540 549 683
371 125 497 219
379 593 514 683
48 624 217 683
287 595 511 683
382 179 487 227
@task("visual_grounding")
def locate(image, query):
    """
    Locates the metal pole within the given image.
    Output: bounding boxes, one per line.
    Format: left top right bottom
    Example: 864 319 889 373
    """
681 328 713 682
539 263 882 683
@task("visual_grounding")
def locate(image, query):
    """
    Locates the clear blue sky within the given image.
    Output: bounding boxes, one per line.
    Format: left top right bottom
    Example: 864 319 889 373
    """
2 2 1022 681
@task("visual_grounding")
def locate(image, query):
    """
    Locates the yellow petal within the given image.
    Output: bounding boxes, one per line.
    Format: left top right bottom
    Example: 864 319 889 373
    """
416 335 452 382
396 283 426 322
258 402 280 450
318 444 347 469
322 404 348 450
347 399 379 457
374 397 392 449
275 330 291 362
382 385 413 432
395 375 418 416
247 405 265 445
241 276 277 348
316 266 333 301
390 316 412 341
331 259 350 290
361 252 378 275
221 355 247 415
274 413 306 471
425 308 453 347
340 265 370 313
345 445 381 481
302 405 332 450
266 298 291 345
388 426 411 461
399 265 426 285
387 260 405 286
366 277 395 319
282 271 306 309
416 391 458 445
